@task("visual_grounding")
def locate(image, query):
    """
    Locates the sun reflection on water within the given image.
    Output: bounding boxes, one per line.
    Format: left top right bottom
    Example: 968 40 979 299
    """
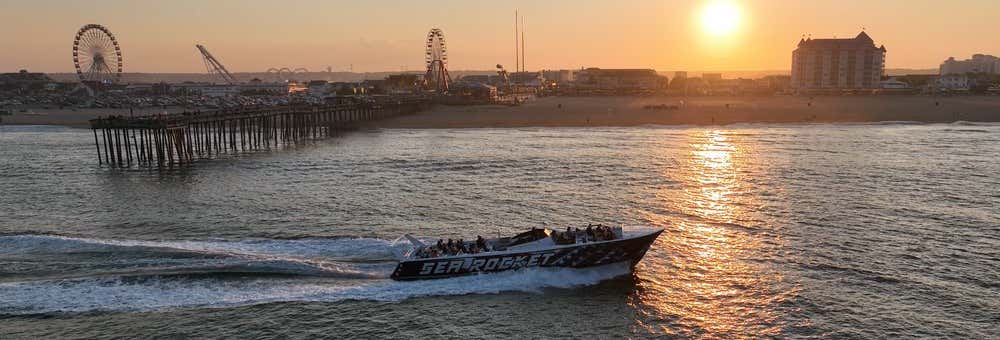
631 129 795 338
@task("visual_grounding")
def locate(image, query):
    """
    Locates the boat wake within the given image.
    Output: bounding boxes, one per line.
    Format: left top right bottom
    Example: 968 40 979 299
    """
0 234 633 315
0 234 401 281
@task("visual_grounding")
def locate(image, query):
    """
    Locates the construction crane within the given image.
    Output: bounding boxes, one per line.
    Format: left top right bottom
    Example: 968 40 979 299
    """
196 44 237 84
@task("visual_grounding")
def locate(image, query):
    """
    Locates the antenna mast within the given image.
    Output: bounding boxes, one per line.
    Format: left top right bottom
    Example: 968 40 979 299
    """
196 44 237 85
521 16 526 72
514 10 519 74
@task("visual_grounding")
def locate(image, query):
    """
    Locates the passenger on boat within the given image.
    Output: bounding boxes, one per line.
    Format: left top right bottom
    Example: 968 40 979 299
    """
476 236 487 251
549 228 575 245
592 225 616 241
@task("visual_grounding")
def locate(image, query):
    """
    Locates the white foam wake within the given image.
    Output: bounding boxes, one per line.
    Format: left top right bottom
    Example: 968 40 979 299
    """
0 234 400 261
0 262 632 315
0 234 409 281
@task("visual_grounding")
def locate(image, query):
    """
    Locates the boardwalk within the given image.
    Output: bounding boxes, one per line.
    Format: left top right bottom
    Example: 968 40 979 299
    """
89 98 430 168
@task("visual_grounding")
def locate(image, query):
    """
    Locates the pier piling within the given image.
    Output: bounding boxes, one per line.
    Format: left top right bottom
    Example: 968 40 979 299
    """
89 99 429 168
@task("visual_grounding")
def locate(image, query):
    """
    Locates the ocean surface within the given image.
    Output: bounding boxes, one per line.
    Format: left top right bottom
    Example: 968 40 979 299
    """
1 123 998 339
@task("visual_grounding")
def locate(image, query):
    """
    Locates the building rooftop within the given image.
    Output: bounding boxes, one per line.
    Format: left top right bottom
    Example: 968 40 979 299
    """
0 70 54 83
579 68 659 77
797 31 885 51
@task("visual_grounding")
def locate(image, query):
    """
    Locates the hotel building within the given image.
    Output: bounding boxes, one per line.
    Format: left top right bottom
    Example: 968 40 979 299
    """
791 32 886 90
940 54 1000 75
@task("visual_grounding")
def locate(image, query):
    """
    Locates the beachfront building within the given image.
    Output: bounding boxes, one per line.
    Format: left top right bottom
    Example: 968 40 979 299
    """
449 82 498 102
940 54 1000 75
791 32 886 90
0 70 54 88
171 83 240 97
573 68 666 92
458 75 503 87
759 75 792 93
384 74 423 94
306 80 331 97
510 72 545 87
879 78 910 89
702 73 723 83
238 79 297 95
934 74 970 91
542 70 575 84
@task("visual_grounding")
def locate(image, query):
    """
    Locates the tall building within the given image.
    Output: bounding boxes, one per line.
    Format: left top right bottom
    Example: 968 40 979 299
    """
791 32 886 90
940 54 1000 75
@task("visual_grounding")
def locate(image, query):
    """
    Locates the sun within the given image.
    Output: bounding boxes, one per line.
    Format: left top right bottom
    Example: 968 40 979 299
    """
701 1 741 36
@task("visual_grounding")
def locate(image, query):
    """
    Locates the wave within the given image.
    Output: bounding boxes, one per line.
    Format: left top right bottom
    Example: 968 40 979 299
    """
860 120 927 125
0 262 633 315
950 121 1000 126
940 128 991 133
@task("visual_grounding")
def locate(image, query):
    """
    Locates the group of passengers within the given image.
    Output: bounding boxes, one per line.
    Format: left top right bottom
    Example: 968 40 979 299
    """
552 224 617 245
418 236 490 258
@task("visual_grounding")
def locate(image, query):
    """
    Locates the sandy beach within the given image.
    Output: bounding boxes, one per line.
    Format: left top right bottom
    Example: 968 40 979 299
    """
4 96 1000 129
0 107 189 128
369 96 1000 128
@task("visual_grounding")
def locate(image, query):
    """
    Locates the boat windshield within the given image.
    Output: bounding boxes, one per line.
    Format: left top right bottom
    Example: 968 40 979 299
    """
507 228 551 247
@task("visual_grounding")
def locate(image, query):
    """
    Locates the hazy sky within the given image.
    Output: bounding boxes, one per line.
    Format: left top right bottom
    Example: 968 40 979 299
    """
2 0 998 73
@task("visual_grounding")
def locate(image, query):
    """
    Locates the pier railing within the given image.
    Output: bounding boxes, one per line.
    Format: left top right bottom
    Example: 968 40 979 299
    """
89 98 430 168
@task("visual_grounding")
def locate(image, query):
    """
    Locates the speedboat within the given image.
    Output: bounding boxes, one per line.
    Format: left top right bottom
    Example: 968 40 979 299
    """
390 225 663 281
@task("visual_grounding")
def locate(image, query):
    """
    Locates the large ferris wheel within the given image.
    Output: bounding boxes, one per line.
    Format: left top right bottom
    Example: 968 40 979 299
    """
424 28 451 93
72 24 123 84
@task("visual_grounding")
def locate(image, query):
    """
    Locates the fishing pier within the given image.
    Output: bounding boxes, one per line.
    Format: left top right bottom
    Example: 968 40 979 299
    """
89 98 430 168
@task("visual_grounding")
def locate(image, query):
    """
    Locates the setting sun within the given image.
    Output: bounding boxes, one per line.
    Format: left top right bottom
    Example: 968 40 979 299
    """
700 1 742 36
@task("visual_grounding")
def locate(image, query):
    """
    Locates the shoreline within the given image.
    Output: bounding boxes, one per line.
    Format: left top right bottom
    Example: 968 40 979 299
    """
4 96 1000 129
366 96 1000 129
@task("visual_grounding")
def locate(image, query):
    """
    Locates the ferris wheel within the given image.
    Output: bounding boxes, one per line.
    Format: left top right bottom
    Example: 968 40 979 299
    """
425 28 448 69
425 28 450 92
72 24 123 84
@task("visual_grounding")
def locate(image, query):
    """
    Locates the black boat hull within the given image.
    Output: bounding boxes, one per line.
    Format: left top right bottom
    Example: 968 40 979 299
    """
390 229 662 281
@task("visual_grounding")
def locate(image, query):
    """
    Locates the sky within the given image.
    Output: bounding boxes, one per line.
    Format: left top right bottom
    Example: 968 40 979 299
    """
2 0 998 73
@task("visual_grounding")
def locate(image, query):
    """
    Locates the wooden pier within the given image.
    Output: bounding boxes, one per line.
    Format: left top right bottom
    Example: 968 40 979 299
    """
89 98 430 168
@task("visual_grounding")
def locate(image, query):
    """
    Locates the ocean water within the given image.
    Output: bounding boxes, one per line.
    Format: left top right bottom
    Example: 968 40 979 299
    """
0 123 998 338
